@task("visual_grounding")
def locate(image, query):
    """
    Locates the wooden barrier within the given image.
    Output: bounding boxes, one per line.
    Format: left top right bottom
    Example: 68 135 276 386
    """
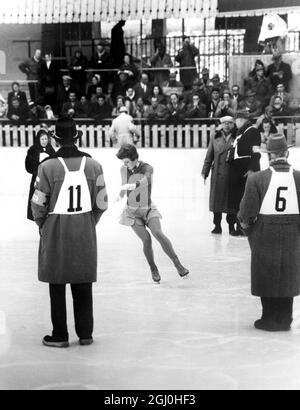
0 119 299 149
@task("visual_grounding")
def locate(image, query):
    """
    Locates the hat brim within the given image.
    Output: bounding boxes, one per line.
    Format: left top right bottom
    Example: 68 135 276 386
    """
260 143 295 154
51 130 83 142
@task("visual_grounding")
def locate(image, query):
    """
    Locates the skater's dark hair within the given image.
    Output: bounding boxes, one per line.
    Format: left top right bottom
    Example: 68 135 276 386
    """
116 144 139 161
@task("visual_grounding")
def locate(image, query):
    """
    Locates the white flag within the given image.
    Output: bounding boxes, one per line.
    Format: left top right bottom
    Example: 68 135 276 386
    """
258 13 288 43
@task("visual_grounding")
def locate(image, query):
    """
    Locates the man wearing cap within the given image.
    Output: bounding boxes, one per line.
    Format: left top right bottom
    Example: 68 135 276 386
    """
109 106 140 147
239 135 300 331
31 118 108 347
227 110 261 235
238 90 262 118
202 116 237 234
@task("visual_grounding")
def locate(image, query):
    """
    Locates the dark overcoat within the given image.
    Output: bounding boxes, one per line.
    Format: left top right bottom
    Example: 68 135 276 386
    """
31 146 108 284
238 161 300 297
202 129 235 213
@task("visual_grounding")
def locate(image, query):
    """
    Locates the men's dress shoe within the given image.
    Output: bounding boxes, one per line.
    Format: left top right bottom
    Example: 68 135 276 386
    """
254 319 291 332
229 229 239 237
211 226 222 234
43 335 69 348
79 338 94 346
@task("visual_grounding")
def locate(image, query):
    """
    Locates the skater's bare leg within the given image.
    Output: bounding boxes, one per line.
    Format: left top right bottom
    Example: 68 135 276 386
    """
131 222 161 282
148 218 189 277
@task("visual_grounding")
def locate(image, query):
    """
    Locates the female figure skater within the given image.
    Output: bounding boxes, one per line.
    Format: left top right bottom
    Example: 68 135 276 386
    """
116 144 189 283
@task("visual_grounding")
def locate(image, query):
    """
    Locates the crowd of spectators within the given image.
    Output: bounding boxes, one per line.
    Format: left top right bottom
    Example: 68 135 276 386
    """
0 34 299 126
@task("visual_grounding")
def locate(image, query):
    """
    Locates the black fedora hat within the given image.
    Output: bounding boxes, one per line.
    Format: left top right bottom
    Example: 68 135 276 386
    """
51 118 82 144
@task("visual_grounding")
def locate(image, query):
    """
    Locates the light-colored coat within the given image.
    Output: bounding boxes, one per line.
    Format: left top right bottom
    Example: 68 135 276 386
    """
202 129 235 213
109 113 140 147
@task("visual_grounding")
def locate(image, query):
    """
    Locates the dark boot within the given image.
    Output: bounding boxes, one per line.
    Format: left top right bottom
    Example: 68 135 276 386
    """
43 335 69 348
211 225 222 234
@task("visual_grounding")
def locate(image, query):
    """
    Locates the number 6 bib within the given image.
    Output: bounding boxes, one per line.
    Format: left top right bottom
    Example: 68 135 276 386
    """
260 166 299 215
50 157 92 215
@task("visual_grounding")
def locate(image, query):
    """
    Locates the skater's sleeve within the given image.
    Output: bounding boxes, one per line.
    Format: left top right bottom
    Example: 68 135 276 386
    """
31 163 51 227
119 166 128 198
135 164 153 188
94 164 108 224
238 174 261 235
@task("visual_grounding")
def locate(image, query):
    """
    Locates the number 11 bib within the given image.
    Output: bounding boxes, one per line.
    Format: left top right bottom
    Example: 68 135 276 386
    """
50 157 92 215
260 166 299 215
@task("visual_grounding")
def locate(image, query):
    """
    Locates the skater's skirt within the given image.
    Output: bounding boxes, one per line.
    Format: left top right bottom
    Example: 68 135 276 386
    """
119 203 162 226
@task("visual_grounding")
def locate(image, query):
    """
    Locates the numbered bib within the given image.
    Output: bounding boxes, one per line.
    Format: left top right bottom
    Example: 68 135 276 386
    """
50 157 92 215
260 167 299 215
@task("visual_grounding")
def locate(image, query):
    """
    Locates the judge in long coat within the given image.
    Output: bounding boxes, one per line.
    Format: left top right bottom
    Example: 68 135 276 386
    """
239 135 300 332
202 116 236 234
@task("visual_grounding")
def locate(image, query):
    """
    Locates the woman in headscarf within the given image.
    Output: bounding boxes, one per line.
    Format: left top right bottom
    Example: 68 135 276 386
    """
25 126 56 220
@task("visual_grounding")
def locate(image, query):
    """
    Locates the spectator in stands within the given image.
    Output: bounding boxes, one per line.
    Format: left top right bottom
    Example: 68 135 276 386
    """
152 85 167 105
133 97 149 120
18 49 42 103
28 101 46 123
256 105 278 134
149 44 173 85
267 52 292 92
118 53 139 86
248 59 266 78
200 67 212 93
56 75 76 115
247 66 273 110
61 92 81 118
44 105 56 120
269 83 291 110
186 94 207 118
189 78 209 105
125 87 137 116
25 126 55 221
134 72 152 105
145 96 167 121
162 72 184 98
166 93 186 121
238 90 262 118
207 87 221 118
112 96 126 118
90 41 111 87
211 74 222 90
111 71 132 104
0 99 7 119
175 37 199 90
215 91 235 118
271 96 291 117
69 49 88 96
87 74 105 100
39 52 60 110
78 95 91 118
231 85 243 112
111 21 126 68
7 82 28 110
90 85 106 104
260 119 274 148
90 94 112 123
7 97 29 124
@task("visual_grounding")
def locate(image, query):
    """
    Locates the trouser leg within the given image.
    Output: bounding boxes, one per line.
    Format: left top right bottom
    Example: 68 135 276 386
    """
277 297 294 326
71 283 94 340
226 214 236 230
213 213 222 227
49 284 69 340
260 297 276 322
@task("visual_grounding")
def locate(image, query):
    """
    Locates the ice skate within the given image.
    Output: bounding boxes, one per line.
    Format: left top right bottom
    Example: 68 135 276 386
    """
173 256 190 278
151 267 161 284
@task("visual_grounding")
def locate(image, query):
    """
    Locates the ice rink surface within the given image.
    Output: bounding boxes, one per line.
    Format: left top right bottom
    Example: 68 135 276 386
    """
1 146 300 390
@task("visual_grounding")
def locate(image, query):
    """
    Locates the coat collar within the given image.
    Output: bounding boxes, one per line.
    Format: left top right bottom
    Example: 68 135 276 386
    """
43 146 91 163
